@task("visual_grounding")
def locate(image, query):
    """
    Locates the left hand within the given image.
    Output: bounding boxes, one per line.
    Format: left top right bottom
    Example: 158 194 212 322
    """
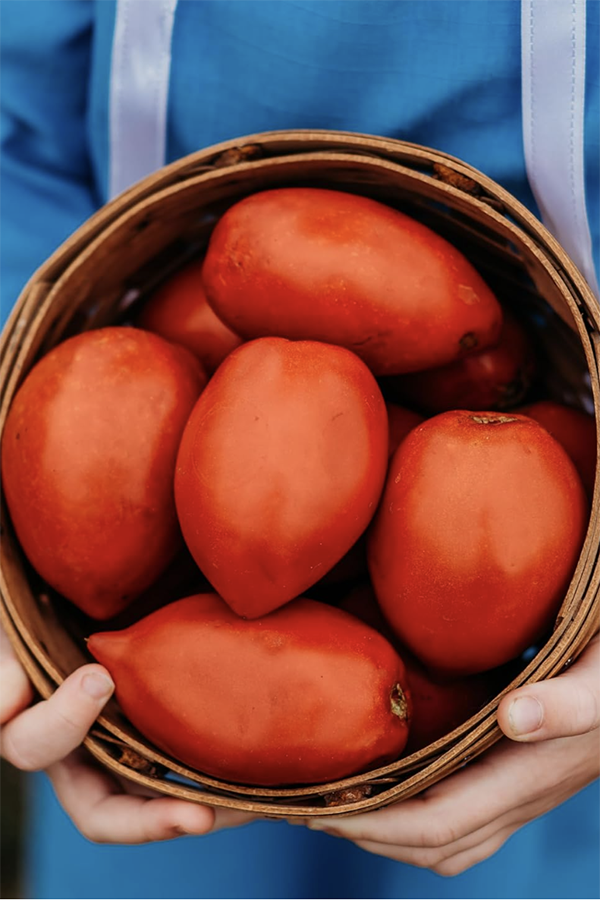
304 634 600 875
0 625 253 844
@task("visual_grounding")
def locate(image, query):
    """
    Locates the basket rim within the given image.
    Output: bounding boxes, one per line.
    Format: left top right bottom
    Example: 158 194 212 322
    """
2 128 599 358
1 129 599 814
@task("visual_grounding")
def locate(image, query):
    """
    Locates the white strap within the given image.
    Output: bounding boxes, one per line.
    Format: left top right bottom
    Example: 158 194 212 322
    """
522 0 599 297
108 1 598 294
109 0 178 199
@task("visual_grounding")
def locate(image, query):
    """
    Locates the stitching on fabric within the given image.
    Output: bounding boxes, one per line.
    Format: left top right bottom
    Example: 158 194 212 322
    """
569 0 581 238
148 4 160 174
567 0 598 298
529 0 536 183
156 3 167 171
523 0 598 295
110 0 130 200
109 0 177 197
148 0 176 174
156 1 177 171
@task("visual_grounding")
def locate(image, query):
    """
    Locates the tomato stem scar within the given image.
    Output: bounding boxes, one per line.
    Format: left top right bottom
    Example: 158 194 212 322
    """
390 684 409 720
459 332 478 351
470 415 519 425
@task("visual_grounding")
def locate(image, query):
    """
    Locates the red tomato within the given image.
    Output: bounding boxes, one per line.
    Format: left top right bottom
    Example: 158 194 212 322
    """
339 584 496 752
390 310 536 413
401 651 496 753
202 188 503 376
386 402 424 458
1 327 207 619
88 594 411 785
368 411 588 676
136 258 242 373
175 337 389 618
518 400 597 497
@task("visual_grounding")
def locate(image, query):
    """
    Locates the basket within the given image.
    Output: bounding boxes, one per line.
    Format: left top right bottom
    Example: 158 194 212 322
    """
1 130 599 818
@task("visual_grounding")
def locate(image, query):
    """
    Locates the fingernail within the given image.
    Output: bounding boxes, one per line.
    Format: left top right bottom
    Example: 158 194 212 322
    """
82 672 114 699
508 696 543 735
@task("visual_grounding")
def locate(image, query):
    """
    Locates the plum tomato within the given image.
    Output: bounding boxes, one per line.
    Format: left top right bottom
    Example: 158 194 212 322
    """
1 327 207 619
367 410 588 676
202 188 503 376
88 594 412 785
338 584 496 752
518 400 597 497
174 337 389 618
390 309 536 414
136 258 242 374
401 649 497 753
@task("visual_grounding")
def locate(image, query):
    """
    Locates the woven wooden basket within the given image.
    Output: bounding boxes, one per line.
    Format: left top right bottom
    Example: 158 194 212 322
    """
1 130 599 818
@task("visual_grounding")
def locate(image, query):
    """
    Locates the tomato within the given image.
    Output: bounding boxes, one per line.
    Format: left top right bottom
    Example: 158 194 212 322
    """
136 258 242 374
401 651 497 753
1 327 207 619
518 400 597 497
390 309 536 413
368 411 588 676
175 337 388 618
202 188 503 376
88 594 411 785
386 402 424 458
339 584 496 752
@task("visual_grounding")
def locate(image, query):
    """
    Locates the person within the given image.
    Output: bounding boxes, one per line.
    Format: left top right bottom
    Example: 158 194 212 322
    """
1 2 599 898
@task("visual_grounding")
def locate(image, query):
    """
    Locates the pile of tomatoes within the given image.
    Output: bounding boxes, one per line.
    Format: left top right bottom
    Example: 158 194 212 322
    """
2 188 594 787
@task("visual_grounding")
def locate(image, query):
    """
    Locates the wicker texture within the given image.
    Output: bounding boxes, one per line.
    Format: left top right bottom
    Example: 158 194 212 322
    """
1 130 599 817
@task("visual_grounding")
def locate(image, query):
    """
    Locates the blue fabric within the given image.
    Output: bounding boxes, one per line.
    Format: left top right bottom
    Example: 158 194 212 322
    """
24 775 600 900
2 2 599 898
0 0 98 320
94 0 543 206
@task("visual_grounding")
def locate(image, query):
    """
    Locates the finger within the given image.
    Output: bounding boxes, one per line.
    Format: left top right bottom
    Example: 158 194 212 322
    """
48 751 215 843
212 808 257 831
0 626 34 724
498 636 600 742
1 665 114 770
348 794 537 871
113 775 257 831
353 825 514 875
305 738 545 847
110 771 257 830
427 827 515 877
307 719 600 852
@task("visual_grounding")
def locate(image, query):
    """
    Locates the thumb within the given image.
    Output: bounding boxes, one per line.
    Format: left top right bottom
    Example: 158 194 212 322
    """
497 635 600 742
1 664 114 770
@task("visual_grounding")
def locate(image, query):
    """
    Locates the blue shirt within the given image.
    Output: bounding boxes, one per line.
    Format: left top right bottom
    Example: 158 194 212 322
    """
1 2 599 898
2 0 598 313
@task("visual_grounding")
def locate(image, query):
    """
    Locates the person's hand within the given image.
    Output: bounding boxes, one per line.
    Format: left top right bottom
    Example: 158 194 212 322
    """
304 634 600 876
0 624 252 843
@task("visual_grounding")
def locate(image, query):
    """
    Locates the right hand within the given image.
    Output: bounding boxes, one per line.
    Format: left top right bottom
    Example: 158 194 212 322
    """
0 624 253 843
